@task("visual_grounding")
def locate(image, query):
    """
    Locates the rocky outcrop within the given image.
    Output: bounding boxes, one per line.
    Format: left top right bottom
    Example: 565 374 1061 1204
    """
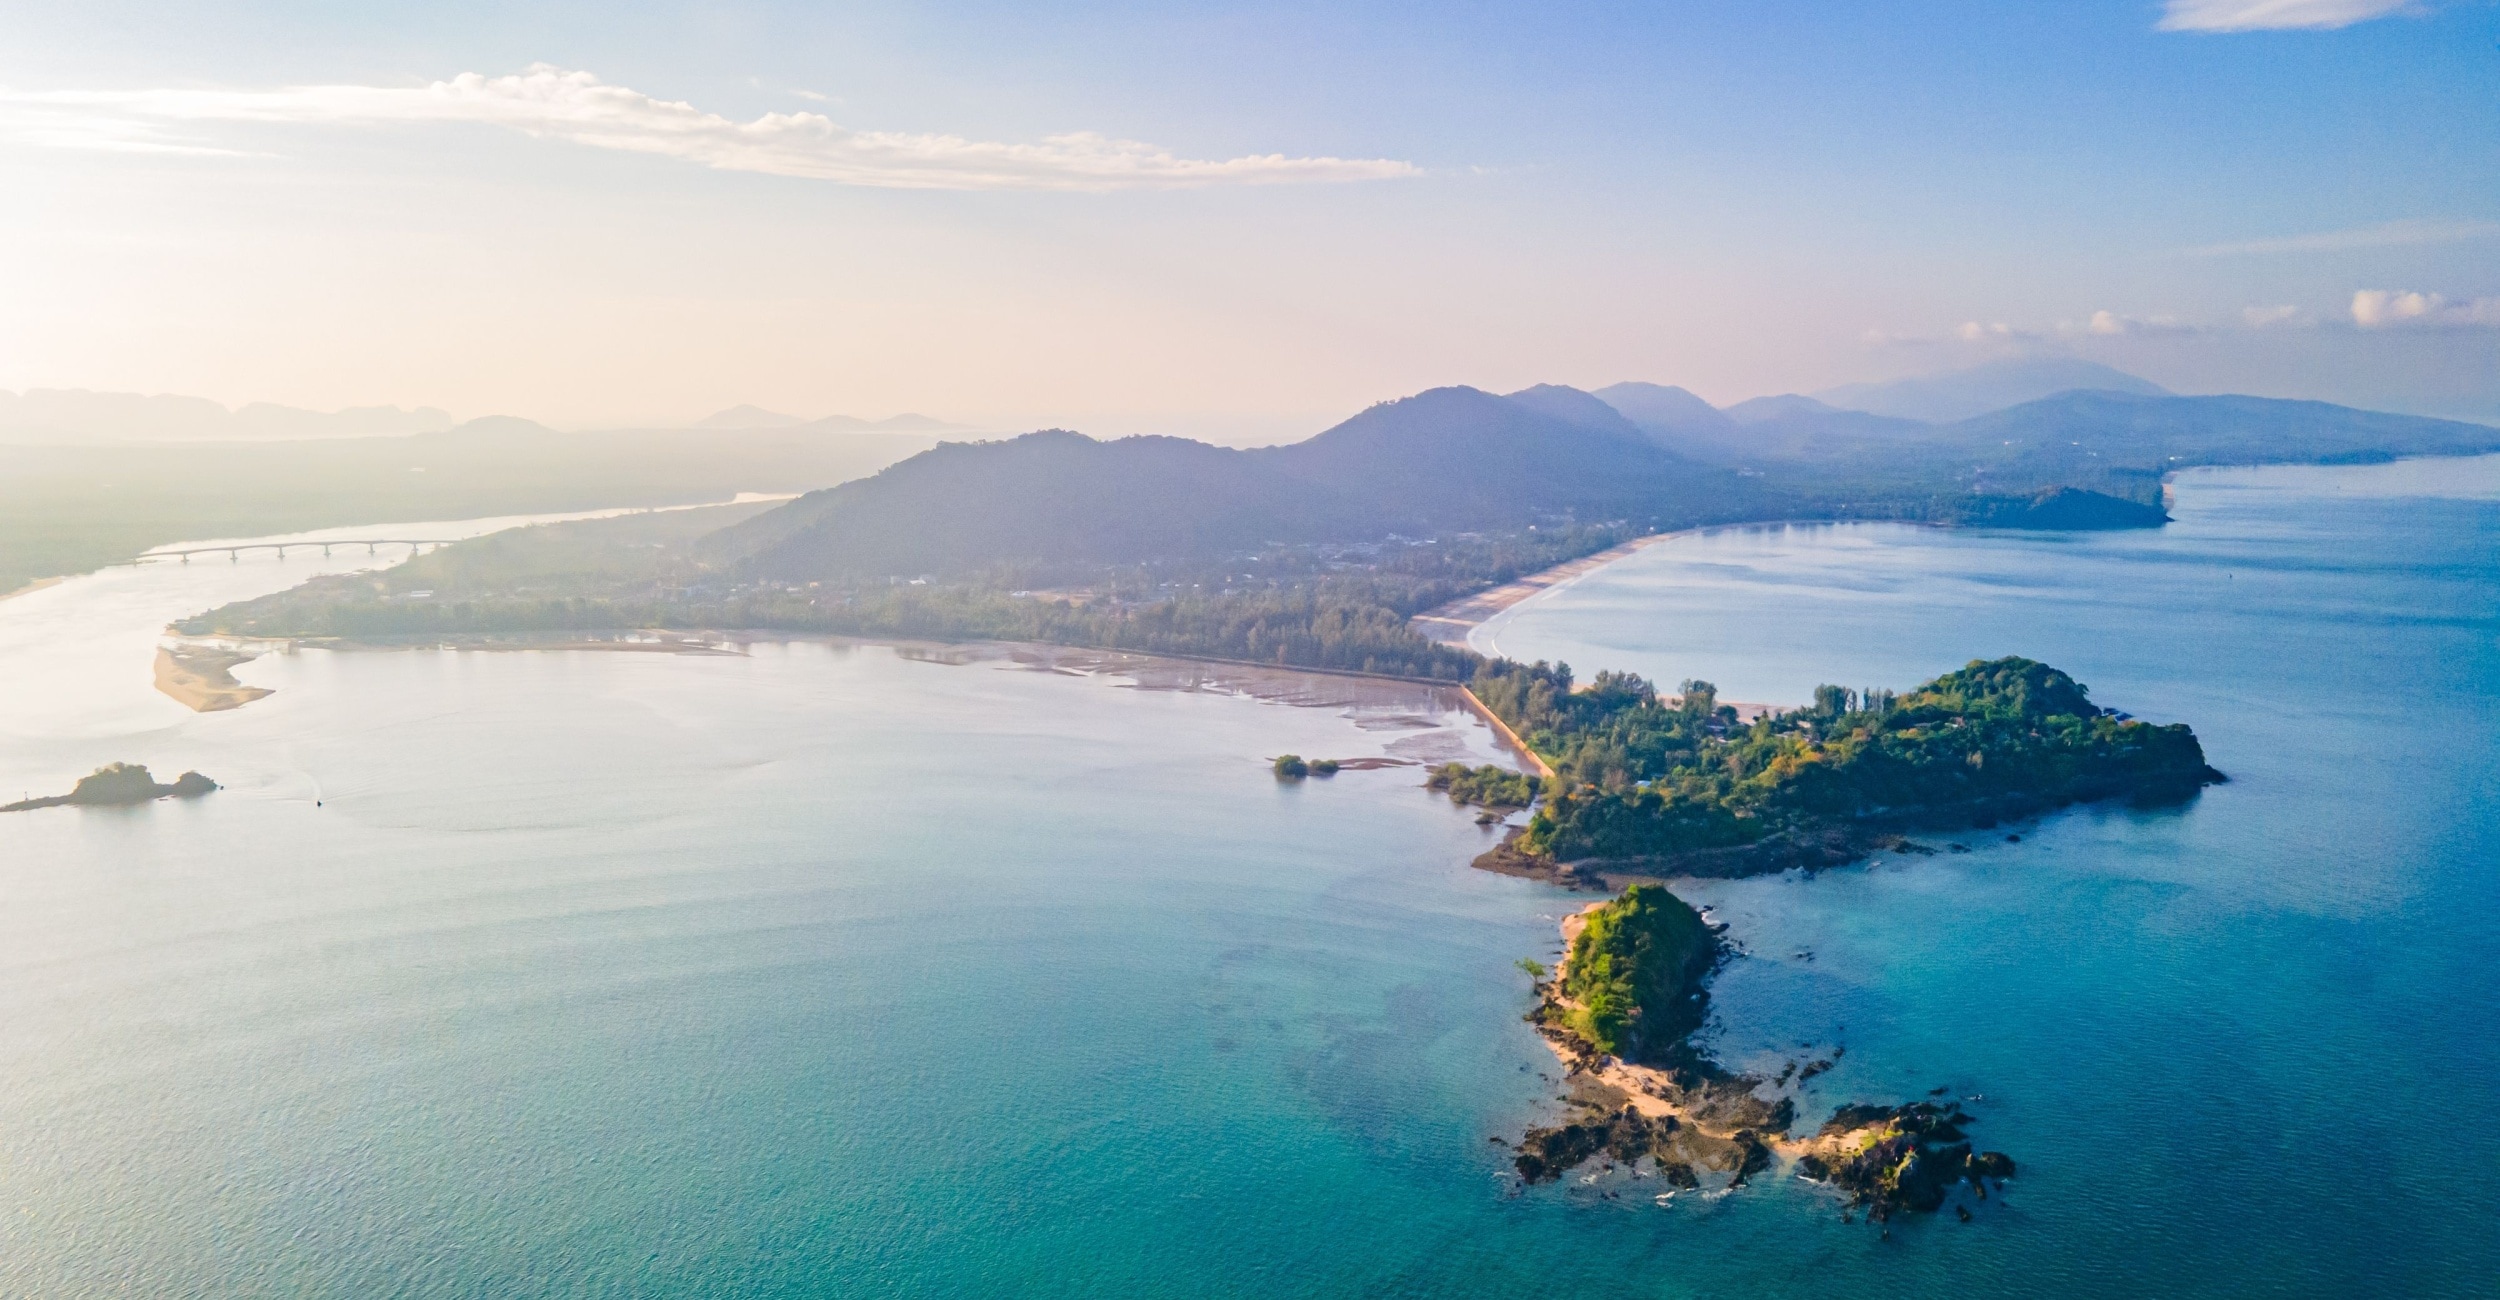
1508 896 2016 1223
1794 1102 2017 1220
3 763 218 813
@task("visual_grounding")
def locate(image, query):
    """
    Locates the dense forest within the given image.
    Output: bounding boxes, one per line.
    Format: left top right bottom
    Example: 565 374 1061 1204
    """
1552 883 1718 1058
181 518 1647 682
1472 656 2221 865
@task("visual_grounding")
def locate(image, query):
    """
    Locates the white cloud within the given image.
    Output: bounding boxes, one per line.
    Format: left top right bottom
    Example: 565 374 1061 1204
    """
2157 0 2415 31
2181 217 2500 257
1955 320 2038 342
2062 310 2200 337
0 63 1419 191
2351 289 2500 329
2242 304 2305 327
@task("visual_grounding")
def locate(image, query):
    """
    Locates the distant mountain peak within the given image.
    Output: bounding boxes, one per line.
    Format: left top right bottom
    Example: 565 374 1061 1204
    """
1592 382 1739 442
1813 358 2169 423
1502 384 1647 440
1722 394 1844 425
0 388 456 443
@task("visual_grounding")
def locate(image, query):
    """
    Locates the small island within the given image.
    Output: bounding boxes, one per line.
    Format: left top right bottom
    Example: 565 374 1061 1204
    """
3 763 219 813
1511 885 2017 1223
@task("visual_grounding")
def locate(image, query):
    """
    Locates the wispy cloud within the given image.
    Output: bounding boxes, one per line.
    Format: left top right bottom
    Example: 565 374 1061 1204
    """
2065 310 2200 337
2157 0 2416 32
2181 217 2500 257
2351 289 2500 329
1955 321 2040 342
0 63 1420 191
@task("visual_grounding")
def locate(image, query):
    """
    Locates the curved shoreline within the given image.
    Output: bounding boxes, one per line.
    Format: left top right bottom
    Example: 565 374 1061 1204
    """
0 576 66 606
1408 529 1708 648
153 645 275 712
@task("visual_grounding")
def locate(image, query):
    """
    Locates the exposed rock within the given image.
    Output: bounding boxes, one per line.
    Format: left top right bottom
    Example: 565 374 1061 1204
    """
2 763 218 813
1793 1101 2016 1220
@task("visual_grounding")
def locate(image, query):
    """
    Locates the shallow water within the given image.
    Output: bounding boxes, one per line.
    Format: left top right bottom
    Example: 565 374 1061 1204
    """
4 459 2496 1296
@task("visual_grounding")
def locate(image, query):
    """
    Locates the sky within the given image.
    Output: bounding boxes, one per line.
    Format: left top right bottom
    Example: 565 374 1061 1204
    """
0 0 2494 438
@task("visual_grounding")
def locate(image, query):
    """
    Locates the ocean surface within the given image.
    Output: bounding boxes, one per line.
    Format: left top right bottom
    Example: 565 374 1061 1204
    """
3 457 2495 1296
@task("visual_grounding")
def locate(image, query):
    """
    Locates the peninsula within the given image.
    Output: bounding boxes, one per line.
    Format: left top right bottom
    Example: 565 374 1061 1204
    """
4 763 217 813
1466 656 2222 883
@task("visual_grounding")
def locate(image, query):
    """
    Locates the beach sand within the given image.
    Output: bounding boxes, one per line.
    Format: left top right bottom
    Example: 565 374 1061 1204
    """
0 576 67 606
154 646 275 712
1408 532 1697 646
1411 535 1788 720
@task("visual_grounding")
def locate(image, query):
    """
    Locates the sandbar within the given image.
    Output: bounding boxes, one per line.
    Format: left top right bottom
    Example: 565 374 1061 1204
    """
154 645 275 712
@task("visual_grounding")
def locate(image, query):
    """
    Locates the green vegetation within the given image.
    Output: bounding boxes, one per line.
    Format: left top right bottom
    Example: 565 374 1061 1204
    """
1556 884 1717 1058
1273 755 1310 779
1425 762 1540 808
183 517 1644 683
1485 657 2218 865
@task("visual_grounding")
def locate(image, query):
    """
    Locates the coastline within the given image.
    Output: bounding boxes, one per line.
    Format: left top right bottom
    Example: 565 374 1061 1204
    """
0 576 66 606
1409 530 1704 647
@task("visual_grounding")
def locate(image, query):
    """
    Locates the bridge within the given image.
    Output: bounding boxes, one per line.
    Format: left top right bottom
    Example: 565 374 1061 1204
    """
136 539 463 564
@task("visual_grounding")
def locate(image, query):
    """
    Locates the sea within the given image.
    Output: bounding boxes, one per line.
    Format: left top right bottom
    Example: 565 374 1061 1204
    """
1 457 2493 1297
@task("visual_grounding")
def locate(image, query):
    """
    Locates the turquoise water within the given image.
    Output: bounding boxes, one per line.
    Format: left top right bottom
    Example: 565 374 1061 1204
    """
3 457 2496 1296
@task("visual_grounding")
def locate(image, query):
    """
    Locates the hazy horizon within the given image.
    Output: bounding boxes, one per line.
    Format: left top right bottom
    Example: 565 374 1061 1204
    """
4 0 2495 435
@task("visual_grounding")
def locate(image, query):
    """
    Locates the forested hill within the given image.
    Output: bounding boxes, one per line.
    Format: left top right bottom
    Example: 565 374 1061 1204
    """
712 386 1759 580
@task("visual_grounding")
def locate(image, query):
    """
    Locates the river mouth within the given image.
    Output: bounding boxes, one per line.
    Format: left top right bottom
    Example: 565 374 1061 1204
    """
0 499 777 745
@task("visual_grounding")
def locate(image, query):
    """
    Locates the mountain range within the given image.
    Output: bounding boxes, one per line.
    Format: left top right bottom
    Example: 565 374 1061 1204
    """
702 375 2499 582
717 386 1755 579
0 389 455 443
1811 357 2169 423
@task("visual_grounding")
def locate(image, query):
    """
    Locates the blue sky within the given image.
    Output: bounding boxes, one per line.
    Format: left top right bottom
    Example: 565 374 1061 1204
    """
0 0 2492 434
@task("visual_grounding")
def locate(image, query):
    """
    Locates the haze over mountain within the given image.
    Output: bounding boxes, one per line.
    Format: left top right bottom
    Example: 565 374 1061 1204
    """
1589 383 1738 443
698 378 2499 584
695 407 970 433
1813 358 2171 423
0 389 455 444
1603 386 2500 500
695 406 811 430
715 386 1754 580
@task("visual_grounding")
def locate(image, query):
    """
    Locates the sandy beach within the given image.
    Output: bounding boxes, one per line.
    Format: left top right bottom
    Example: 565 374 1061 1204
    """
1411 533 1788 720
153 645 275 712
1408 531 1701 646
0 576 67 606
